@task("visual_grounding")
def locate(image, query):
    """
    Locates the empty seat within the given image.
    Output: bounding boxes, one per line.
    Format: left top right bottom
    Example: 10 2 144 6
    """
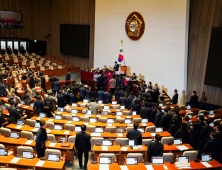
64 124 75 131
80 116 89 122
142 139 152 146
26 119 36 127
185 112 193 117
46 122 54 129
198 110 206 115
133 118 142 123
145 126 156 132
105 126 116 132
161 136 174 145
112 105 120 109
99 153 115 163
62 114 72 120
179 105 185 110
127 153 143 163
115 138 128 145
21 131 33 139
91 137 104 149
82 110 87 114
183 151 198 161
0 127 11 136
115 118 124 123
68 136 76 143
47 134 55 141
45 149 61 160
98 117 107 123
17 146 33 156
163 153 174 162
86 125 95 132
0 144 5 148
123 111 131 116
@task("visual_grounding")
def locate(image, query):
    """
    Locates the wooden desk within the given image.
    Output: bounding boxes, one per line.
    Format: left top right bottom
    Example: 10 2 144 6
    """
179 108 198 115
0 135 74 161
0 155 65 170
92 144 193 162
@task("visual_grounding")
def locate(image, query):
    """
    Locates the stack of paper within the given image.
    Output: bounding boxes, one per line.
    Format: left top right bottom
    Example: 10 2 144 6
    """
176 145 189 151
128 124 133 126
48 119 54 122
107 124 112 126
99 164 109 170
66 121 72 124
163 165 168 169
84 122 88 125
35 160 45 167
175 161 191 169
97 115 101 117
201 162 212 168
91 133 101 137
64 131 70 134
10 157 21 163
23 106 29 108
120 147 128 151
15 125 22 129
145 165 154 170
46 129 52 133
49 142 56 147
142 123 147 126
120 166 128 170
31 128 39 132
117 133 123 137
150 133 156 136
133 146 139 149
102 146 108 151
126 116 131 118
25 140 34 144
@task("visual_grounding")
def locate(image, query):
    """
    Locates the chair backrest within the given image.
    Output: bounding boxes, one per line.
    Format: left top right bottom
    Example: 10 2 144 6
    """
64 124 75 131
62 114 72 120
123 111 131 116
183 151 198 161
98 117 107 123
105 126 116 132
115 138 128 145
179 105 185 110
142 139 152 146
145 126 156 132
0 127 11 136
45 149 61 160
86 125 96 132
127 153 143 163
49 66 53 70
45 63 49 66
46 122 54 129
112 105 120 109
0 144 5 148
214 118 221 123
47 134 55 141
21 131 33 139
68 136 76 143
99 153 115 163
161 136 174 145
126 127 133 133
115 118 124 123
40 67 45 71
133 118 142 123
91 137 104 149
198 110 206 115
163 153 174 162
17 146 33 156
80 116 89 122
26 119 36 127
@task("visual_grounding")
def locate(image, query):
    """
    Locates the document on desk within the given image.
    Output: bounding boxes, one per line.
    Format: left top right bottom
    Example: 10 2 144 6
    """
10 157 21 163
23 106 29 108
176 145 189 151
66 121 72 124
126 116 131 118
127 124 133 126
48 119 54 122
35 160 45 167
117 133 123 137
31 128 39 132
107 124 112 126
99 164 109 170
102 146 108 151
201 162 212 168
46 129 52 133
49 142 56 147
120 147 128 151
145 165 154 170
15 125 23 129
25 140 34 144
91 133 101 137
133 146 139 149
97 115 101 117
84 122 88 125
151 133 156 136
120 166 129 170
142 123 147 126
64 131 70 134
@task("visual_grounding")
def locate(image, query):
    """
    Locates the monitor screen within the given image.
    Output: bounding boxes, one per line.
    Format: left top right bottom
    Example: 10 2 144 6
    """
0 148 8 156
10 132 19 139
13 98 16 102
132 111 137 116
124 119 132 124
116 127 125 133
141 119 148 123
99 157 112 164
83 99 89 103
209 122 214 127
127 140 136 146
152 157 164 165
39 112 46 118
120 106 125 110
116 112 123 116
86 110 92 115
21 101 25 105
55 115 62 120
137 128 145 133
54 124 63 130
174 139 182 145
72 116 80 122
57 107 64 112
71 109 78 114
89 118 97 123
75 126 81 132
201 154 212 162
101 111 108 115
30 103 34 108
178 156 189 162
126 157 138 165
112 101 117 104
104 106 110 110
98 100 103 104
72 103 78 107
1 105 6 110
95 127 104 133
102 140 112 146
17 119 24 126
107 119 114 124
155 127 163 133
22 151 34 159
187 105 191 109
48 153 60 162
35 122 40 128
159 103 163 107
209 110 214 115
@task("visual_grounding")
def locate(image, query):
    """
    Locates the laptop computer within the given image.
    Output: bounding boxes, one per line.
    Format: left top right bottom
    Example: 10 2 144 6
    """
152 156 164 165
72 116 80 122
89 118 98 123
201 154 212 162
57 136 68 143
137 128 145 133
126 157 138 165
98 100 103 104
55 114 62 120
17 119 24 126
54 124 63 130
174 138 183 145
102 140 112 146
101 111 109 115
103 105 110 110
131 111 137 116
159 103 163 107
22 151 34 159
57 107 64 112
10 132 19 139
35 122 40 128
83 99 89 103
1 105 6 110
95 127 104 133
209 110 214 115
107 118 115 124
99 157 112 165
187 105 191 109
127 139 136 146
0 148 8 156
141 119 148 123
75 126 81 132
178 156 189 162
72 103 78 107
39 112 46 118
86 110 92 115
155 127 163 133
120 106 125 110
48 153 60 162
71 109 78 114
21 101 25 105
116 112 123 116
30 103 34 108
124 119 132 124
112 101 117 105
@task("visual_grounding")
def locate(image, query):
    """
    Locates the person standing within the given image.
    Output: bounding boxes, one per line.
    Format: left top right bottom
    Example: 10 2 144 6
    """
49 74 57 92
65 70 71 81
35 121 47 158
172 89 178 104
161 108 173 131
109 75 116 95
103 72 108 91
87 99 101 114
113 61 119 71
0 102 5 127
75 124 91 170
53 79 60 96
79 85 86 101
33 95 44 116
147 134 163 162
126 122 142 145
41 74 47 93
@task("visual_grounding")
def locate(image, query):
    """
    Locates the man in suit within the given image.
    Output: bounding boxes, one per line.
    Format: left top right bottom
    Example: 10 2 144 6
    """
109 75 116 95
161 108 173 131
126 122 142 145
130 99 140 113
113 61 119 71
29 73 35 88
21 91 29 101
87 99 101 114
131 73 136 80
68 90 75 105
97 87 104 101
33 95 44 115
48 92 56 109
103 72 108 91
62 88 68 105
170 109 182 126
86 87 92 100
94 72 100 81
147 134 163 162
189 122 200 150
172 89 178 104
204 132 221 162
98 74 103 90
119 94 128 107
36 70 41 76
35 121 47 158
0 102 5 127
40 74 47 93
153 84 159 92
174 122 190 143
187 91 198 108
169 116 181 137
75 124 91 170
65 70 71 81
104 90 112 104
127 92 135 108
53 79 60 96
155 106 164 127
140 102 151 119
49 74 57 92
142 89 152 101
150 103 158 123
79 85 86 101
8 101 21 123
197 115 205 131
22 73 28 80
142 81 147 88
117 77 123 88
57 90 65 107
198 119 213 159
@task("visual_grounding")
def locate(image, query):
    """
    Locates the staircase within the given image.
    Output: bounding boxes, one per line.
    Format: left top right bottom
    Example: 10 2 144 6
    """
161 90 172 105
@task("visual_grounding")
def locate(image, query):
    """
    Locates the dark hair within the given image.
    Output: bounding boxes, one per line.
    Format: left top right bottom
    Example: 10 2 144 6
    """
134 122 139 130
155 134 162 142
10 101 14 105
193 91 196 94
81 124 86 131
199 115 204 121
40 121 46 126
182 122 188 130
115 61 117 63
157 106 161 111
37 95 41 100
130 92 133 95
164 108 168 113
206 119 211 125
167 106 171 111
192 122 198 128
185 116 190 122
217 124 222 131
175 89 177 93
173 116 178 124
211 132 217 138
174 109 179 115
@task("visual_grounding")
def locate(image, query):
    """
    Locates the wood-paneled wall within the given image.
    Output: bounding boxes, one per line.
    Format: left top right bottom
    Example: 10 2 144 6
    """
0 0 95 69
188 0 222 106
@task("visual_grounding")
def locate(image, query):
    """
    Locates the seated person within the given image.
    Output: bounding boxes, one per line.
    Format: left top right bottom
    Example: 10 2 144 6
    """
147 134 163 162
131 73 136 80
126 122 142 145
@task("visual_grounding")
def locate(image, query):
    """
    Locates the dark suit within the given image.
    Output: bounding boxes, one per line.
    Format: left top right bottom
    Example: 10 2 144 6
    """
117 79 123 88
216 131 222 143
75 131 91 169
29 75 35 88
98 76 103 90
44 96 53 108
34 100 44 115
147 141 163 161
62 92 68 105
131 103 140 113
0 109 5 127
114 64 119 71
189 128 199 150
65 72 71 81
115 91 120 103
132 76 136 80
142 92 152 100
40 76 47 93
197 121 205 131
188 94 198 107
104 92 111 104
155 111 164 127
8 106 21 123
97 90 104 101
126 129 142 145
21 94 28 101
172 93 178 104
150 108 157 123
204 138 221 162
174 128 190 144
103 74 108 91
35 128 47 158
22 75 27 80
127 95 135 107
140 107 151 119
53 81 60 95
170 115 182 126
49 76 57 91
57 94 65 107
169 123 181 137
68 93 76 105
86 90 92 100
119 96 128 107
79 87 86 101
161 113 173 131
